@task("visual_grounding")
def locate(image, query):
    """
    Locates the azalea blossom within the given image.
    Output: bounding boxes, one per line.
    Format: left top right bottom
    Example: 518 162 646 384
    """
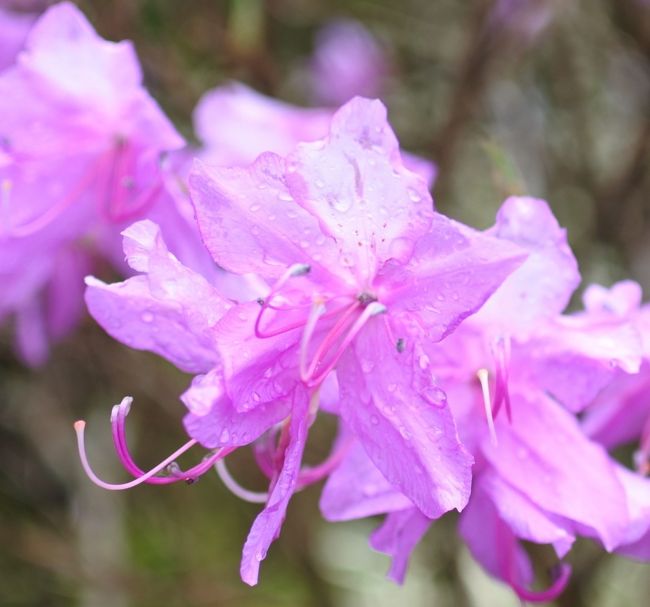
320 197 641 600
79 96 525 584
0 2 188 364
0 5 36 71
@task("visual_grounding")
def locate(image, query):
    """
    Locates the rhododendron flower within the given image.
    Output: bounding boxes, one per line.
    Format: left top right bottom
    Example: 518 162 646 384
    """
310 19 388 105
79 97 526 585
320 197 640 601
0 2 188 364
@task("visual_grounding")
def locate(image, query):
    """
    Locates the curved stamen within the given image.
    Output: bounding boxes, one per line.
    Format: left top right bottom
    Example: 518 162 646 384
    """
301 301 361 383
477 368 498 446
510 563 572 603
299 300 327 381
254 263 312 338
307 301 387 387
215 458 269 503
74 420 199 491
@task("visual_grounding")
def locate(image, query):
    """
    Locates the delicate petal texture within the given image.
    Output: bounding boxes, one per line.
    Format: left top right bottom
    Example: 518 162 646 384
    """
338 320 473 518
480 470 575 555
286 97 433 281
182 369 291 448
459 481 535 590
583 280 643 318
483 390 628 550
85 221 230 373
511 315 642 412
240 390 309 585
214 302 304 412
320 437 413 521
378 215 527 341
190 154 343 283
583 364 650 448
476 196 580 332
369 508 431 583
190 98 433 285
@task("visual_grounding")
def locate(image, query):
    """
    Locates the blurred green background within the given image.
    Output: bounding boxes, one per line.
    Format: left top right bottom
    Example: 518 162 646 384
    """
1 0 649 605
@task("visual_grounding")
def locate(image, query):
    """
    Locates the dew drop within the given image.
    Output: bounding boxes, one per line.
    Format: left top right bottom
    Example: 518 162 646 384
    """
277 192 293 202
141 311 154 323
249 203 261 213
407 187 422 203
219 428 230 442
422 386 447 408
361 359 375 373
252 391 261 402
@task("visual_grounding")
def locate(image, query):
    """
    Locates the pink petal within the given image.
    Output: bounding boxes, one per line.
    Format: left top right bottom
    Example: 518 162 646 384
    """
182 369 291 448
337 320 473 518
286 97 433 283
85 221 231 373
482 389 629 551
320 435 413 521
240 389 309 585
476 196 579 332
379 214 527 342
369 508 431 583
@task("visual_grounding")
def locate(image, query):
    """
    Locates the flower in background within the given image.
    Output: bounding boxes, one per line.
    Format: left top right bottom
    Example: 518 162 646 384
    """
0 1 189 364
80 97 525 585
310 19 388 106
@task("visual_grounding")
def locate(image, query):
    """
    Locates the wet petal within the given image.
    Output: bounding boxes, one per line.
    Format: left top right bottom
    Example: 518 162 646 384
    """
182 369 291 448
337 320 473 518
379 214 527 342
240 389 309 585
85 221 231 373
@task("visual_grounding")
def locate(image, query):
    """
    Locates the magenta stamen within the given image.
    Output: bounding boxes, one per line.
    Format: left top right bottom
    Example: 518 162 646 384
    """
254 263 312 338
301 301 361 383
634 415 650 475
75 420 199 491
299 300 329 381
307 301 387 387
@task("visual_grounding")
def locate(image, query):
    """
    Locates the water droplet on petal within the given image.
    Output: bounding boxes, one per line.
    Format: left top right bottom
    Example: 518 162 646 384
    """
361 359 375 373
252 391 261 402
249 203 261 212
407 187 422 202
141 311 154 323
422 386 447 408
219 428 230 442
277 192 293 202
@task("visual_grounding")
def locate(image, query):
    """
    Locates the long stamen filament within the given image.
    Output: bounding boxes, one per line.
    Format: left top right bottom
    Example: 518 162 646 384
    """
510 564 572 603
254 263 311 338
307 301 387 387
74 420 199 491
477 368 498 446
215 459 269 503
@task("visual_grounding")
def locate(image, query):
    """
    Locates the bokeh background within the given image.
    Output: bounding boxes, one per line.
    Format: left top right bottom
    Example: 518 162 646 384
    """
1 0 649 605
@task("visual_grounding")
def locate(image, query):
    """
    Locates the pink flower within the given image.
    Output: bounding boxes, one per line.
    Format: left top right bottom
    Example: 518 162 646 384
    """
320 197 639 600
310 19 388 106
0 6 36 71
0 2 187 364
80 97 525 584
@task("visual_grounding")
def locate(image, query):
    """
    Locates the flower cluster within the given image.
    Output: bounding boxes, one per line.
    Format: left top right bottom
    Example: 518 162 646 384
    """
3 2 649 600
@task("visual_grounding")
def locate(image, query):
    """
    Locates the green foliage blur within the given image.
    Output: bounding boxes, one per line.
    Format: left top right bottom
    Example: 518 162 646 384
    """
1 1 649 605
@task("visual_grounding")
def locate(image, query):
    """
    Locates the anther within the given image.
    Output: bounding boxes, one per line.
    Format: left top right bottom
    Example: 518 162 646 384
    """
396 338 405 353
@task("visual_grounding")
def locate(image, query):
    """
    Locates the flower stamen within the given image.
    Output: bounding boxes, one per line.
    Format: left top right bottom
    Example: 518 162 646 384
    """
215 458 269 503
477 368 498 446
